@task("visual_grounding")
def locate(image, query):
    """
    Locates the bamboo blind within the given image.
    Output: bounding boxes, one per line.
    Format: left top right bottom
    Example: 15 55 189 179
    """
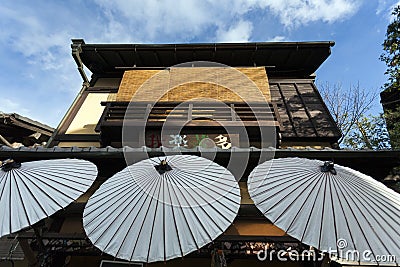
116 67 270 102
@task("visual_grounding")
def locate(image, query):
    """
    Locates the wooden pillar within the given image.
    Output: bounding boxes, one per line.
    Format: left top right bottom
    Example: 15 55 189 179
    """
18 239 38 267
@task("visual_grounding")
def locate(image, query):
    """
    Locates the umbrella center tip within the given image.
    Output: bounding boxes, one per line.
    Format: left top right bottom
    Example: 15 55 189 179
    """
320 161 337 175
154 159 172 175
1 159 21 172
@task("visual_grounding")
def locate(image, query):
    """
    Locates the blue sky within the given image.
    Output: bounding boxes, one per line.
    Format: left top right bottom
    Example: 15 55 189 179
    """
0 0 398 127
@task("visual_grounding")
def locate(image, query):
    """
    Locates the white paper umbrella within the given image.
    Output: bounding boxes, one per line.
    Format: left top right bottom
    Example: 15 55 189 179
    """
248 157 400 265
83 155 240 263
0 158 98 238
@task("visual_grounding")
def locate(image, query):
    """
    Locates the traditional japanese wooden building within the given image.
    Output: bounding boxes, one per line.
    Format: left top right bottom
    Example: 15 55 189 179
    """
0 112 54 148
49 39 341 149
1 39 399 267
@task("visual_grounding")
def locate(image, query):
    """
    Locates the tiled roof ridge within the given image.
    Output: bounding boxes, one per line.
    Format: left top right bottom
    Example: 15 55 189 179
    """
1 145 392 153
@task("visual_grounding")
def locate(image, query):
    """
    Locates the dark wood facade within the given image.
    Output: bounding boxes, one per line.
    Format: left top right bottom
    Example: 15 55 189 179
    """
0 113 54 148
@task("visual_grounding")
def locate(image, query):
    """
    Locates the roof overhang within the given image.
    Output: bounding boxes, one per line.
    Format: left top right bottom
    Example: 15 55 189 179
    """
72 39 335 78
0 113 54 141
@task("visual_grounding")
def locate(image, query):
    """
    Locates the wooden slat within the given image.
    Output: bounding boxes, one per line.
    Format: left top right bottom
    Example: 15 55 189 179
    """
144 103 152 119
113 121 280 127
187 103 193 121
272 103 283 132
116 67 271 102
96 101 282 140
276 83 298 136
230 103 237 121
0 237 25 261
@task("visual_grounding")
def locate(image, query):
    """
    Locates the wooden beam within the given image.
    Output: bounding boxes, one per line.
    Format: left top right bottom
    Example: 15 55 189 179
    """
109 121 280 127
216 235 298 242
153 51 162 65
230 104 237 121
94 48 109 68
54 134 100 142
18 239 38 267
271 102 284 132
144 104 152 120
12 233 86 240
188 103 193 121
13 231 298 243
9 118 52 136
276 83 298 136
115 50 127 66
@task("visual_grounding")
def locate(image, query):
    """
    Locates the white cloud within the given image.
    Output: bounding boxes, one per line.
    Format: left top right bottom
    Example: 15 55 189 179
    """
259 0 361 27
0 0 362 55
390 1 400 20
376 0 400 23
268 35 287 42
217 20 253 42
1 98 30 116
92 0 361 42
377 0 390 15
0 2 85 125
376 0 400 19
93 0 212 41
0 5 70 67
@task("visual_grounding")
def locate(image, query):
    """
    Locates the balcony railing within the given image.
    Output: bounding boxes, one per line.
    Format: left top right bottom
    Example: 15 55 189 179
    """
96 101 282 130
